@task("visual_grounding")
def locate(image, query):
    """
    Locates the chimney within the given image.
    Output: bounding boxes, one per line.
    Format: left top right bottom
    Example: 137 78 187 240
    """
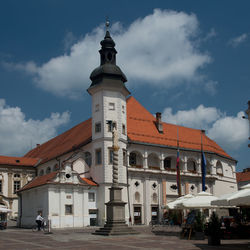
36 144 40 147
156 112 163 133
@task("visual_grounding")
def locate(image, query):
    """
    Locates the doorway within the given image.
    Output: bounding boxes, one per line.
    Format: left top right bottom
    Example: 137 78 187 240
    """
133 206 141 224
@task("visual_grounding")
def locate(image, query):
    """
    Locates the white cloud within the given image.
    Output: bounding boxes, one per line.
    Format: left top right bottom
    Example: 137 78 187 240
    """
229 33 248 47
3 9 211 98
0 99 70 156
162 105 248 150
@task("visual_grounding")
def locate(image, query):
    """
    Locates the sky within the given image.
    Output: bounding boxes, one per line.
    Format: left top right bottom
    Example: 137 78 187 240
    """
0 0 249 172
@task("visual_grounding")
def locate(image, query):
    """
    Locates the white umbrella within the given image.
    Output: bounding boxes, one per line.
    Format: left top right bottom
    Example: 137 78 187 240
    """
166 194 194 209
178 192 218 209
211 184 250 207
228 183 250 206
0 206 12 213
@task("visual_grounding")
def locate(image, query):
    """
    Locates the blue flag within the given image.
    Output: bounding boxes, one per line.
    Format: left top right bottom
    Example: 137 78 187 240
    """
201 151 206 191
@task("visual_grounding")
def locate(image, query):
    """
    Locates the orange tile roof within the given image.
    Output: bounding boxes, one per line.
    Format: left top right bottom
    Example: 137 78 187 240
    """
19 171 58 192
0 155 39 166
236 171 250 182
24 118 92 164
81 177 98 186
126 96 232 159
23 96 232 165
19 172 98 192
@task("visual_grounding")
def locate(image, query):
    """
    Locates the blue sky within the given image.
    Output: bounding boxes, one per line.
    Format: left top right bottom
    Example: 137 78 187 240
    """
0 0 249 171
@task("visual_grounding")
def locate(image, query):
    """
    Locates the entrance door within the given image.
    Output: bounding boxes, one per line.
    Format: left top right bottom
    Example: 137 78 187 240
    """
151 206 158 222
133 206 141 224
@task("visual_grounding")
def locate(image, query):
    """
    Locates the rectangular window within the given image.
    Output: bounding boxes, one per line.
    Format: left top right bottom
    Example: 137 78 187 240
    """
107 121 116 132
122 124 126 135
65 204 73 215
122 105 125 113
95 148 102 165
109 148 114 164
95 122 101 133
88 192 95 202
123 150 127 166
109 102 115 110
13 181 20 193
0 180 2 193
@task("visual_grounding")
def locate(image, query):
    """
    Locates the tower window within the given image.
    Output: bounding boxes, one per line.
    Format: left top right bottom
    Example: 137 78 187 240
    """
123 150 127 166
109 148 114 164
122 105 125 113
107 121 116 132
122 124 126 135
109 103 115 110
95 122 101 133
95 104 99 112
95 148 102 165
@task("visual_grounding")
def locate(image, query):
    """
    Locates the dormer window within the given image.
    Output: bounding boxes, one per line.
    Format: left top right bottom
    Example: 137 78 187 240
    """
109 103 115 110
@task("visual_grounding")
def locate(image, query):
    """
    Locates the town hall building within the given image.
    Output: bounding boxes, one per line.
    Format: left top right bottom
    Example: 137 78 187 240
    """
0 29 237 228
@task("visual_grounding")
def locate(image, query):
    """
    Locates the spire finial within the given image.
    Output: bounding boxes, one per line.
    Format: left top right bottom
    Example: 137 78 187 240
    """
105 17 110 32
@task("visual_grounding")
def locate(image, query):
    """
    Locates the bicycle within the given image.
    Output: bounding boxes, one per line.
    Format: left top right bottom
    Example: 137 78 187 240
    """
32 221 48 232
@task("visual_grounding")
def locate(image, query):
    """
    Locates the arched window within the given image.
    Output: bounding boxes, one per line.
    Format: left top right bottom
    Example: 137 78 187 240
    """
84 152 92 167
216 161 223 176
46 167 51 174
129 152 137 165
129 151 143 167
39 170 44 176
187 159 196 173
14 174 20 178
164 157 171 169
148 153 160 169
135 192 140 203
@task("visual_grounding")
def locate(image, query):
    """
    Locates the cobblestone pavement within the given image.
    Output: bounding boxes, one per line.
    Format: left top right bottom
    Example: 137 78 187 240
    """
0 225 249 250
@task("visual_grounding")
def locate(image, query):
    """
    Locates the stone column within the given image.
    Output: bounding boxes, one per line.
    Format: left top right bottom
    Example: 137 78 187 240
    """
160 154 164 171
143 152 148 169
8 173 13 197
183 156 188 173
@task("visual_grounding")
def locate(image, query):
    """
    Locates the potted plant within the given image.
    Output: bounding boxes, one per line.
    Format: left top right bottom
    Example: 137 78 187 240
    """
206 212 221 245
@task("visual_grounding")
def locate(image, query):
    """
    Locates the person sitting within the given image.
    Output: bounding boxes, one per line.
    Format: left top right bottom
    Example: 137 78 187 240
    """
35 212 44 231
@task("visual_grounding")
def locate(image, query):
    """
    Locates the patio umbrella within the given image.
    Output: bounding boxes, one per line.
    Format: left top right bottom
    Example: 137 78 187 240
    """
0 206 12 213
166 194 194 209
211 184 250 207
228 183 250 206
178 192 218 209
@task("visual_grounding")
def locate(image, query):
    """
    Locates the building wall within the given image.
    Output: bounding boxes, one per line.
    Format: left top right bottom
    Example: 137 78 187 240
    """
19 184 97 228
0 165 35 219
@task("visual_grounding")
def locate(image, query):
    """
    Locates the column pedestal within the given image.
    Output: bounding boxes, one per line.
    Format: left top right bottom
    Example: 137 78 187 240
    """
93 185 139 236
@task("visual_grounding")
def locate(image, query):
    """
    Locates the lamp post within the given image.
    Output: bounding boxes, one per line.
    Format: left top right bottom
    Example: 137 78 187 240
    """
243 101 250 148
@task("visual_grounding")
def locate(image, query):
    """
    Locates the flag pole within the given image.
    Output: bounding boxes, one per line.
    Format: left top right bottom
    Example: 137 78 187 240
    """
176 127 181 197
201 130 206 192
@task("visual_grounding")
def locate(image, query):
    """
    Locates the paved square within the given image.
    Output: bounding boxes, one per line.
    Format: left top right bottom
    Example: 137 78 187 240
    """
0 226 249 249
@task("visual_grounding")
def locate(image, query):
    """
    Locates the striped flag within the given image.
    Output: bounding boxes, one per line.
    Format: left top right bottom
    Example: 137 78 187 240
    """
176 148 181 196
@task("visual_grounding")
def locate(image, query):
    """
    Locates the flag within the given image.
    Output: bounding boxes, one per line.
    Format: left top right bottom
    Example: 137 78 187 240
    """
176 148 181 196
201 151 206 191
